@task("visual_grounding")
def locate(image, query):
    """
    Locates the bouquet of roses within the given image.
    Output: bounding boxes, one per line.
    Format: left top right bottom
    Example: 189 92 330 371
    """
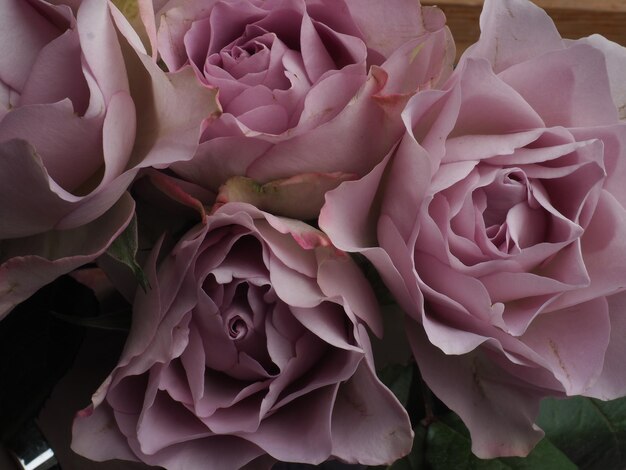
2 0 626 468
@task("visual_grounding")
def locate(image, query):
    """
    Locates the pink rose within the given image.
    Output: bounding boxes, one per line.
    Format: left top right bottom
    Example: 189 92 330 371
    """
138 0 454 211
71 202 412 468
321 0 626 458
0 0 218 317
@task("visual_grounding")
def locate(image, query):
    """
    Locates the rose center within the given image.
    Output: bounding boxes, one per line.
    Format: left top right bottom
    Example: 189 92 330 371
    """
482 168 528 228
227 316 248 340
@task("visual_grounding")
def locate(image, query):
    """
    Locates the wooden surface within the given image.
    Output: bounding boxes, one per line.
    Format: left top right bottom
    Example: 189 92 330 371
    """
422 0 626 60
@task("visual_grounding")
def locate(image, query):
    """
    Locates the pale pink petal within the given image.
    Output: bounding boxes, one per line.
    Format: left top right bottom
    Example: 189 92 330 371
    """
241 386 335 464
19 29 90 113
586 291 626 399
575 34 626 118
408 322 545 458
344 0 446 59
550 191 626 310
71 405 139 462
462 0 563 73
521 297 610 395
127 60 221 170
317 252 383 337
135 436 265 470
0 139 74 238
499 43 618 127
0 100 104 192
0 0 65 92
0 192 134 319
331 360 413 465
246 69 405 181
379 27 454 96
77 0 130 104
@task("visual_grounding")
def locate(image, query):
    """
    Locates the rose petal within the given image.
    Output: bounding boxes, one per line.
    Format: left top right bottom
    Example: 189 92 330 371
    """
521 297 610 395
331 359 413 465
462 0 563 73
408 322 545 458
0 100 104 192
241 385 335 464
585 291 626 399
19 29 90 114
77 0 130 104
580 34 626 118
0 0 66 92
0 191 134 319
71 405 139 462
344 0 446 59
499 43 618 127
246 68 405 181
134 435 265 470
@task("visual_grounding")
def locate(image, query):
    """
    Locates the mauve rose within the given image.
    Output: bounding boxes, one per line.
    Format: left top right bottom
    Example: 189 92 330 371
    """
71 202 412 468
137 0 454 215
0 0 218 318
321 0 626 458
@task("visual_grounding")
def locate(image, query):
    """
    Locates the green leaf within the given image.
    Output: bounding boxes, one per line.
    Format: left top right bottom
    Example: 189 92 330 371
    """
106 213 149 291
537 396 626 470
425 413 576 470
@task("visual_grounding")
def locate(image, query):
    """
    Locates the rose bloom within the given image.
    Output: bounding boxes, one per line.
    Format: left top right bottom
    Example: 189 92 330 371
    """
71 202 412 468
136 0 454 209
321 0 626 458
0 0 217 318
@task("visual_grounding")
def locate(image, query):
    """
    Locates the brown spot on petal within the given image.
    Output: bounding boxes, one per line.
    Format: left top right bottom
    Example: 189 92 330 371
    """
549 338 571 384
471 356 487 400
341 380 372 418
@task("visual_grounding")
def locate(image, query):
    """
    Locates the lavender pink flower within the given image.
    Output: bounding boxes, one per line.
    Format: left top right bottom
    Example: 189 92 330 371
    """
0 0 218 318
137 0 455 218
72 202 413 468
321 0 626 458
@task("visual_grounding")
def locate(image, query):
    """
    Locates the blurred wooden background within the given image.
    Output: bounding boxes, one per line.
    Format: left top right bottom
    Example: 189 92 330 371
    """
421 0 626 60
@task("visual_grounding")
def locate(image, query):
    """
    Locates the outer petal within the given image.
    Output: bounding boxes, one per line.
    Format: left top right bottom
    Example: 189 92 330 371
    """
317 250 382 337
0 0 65 92
462 0 563 73
71 405 139 462
586 291 626 399
77 0 130 105
521 297 610 395
135 436 266 470
579 34 626 118
0 100 104 192
18 29 90 112
344 0 446 60
120 56 221 171
379 27 454 96
498 44 618 127
0 192 134 319
320 151 419 315
331 358 413 465
0 139 75 238
408 321 545 458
